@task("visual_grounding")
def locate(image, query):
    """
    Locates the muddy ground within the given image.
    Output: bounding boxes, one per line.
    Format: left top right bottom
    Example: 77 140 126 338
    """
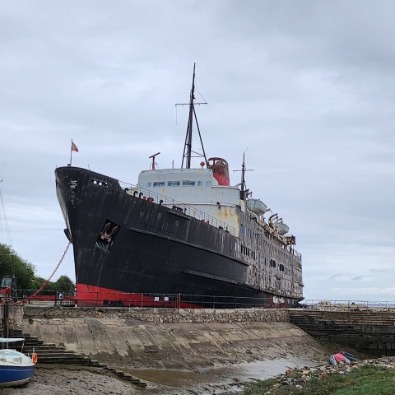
1 351 328 394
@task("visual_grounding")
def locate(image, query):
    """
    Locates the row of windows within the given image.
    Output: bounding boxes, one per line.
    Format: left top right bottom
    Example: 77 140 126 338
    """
268 259 285 272
147 180 213 188
241 244 256 259
240 224 253 238
236 246 288 275
234 243 289 275
234 242 257 259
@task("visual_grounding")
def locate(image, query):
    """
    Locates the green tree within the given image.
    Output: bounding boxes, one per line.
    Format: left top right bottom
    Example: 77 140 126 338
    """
0 243 74 293
55 275 74 292
29 276 47 290
0 243 35 290
27 275 74 292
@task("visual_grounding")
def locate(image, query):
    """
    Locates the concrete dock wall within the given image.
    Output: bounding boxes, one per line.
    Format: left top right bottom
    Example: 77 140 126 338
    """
7 305 395 368
8 306 327 369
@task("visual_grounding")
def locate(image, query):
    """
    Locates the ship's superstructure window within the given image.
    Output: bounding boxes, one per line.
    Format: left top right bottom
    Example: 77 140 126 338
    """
240 244 256 259
153 182 165 187
168 181 181 187
241 244 248 256
146 182 152 187
197 181 203 186
240 224 252 238
182 180 195 186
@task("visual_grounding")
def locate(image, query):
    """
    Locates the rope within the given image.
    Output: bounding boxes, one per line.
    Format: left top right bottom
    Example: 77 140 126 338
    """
17 241 71 304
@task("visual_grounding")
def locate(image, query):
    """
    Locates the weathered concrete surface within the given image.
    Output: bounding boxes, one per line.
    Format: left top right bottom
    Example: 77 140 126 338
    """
289 309 395 356
16 307 328 370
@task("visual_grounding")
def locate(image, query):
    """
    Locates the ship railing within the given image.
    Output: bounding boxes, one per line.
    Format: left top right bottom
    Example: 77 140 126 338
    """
283 244 301 259
119 181 237 235
293 250 302 259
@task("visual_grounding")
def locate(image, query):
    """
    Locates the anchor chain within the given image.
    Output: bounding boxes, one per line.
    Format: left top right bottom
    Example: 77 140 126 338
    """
17 241 71 304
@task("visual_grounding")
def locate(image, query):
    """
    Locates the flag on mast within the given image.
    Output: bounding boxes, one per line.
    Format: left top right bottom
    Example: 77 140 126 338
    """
71 141 79 152
70 140 79 165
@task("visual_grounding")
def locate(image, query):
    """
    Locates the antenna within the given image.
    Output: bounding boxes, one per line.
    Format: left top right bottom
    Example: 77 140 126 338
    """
175 63 208 169
149 152 160 170
233 148 253 201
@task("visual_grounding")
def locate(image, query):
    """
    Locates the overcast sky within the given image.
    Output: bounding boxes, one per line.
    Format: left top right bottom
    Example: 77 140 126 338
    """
1 1 394 303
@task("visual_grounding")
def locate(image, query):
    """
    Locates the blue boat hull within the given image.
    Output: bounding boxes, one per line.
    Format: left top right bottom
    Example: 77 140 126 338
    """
0 365 35 387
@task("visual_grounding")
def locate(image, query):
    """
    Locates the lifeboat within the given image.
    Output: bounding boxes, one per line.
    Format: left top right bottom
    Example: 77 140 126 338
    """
246 199 267 215
273 222 289 235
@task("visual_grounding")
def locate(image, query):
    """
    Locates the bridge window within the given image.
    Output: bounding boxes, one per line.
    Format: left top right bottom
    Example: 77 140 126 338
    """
168 181 180 187
153 182 165 187
182 180 195 186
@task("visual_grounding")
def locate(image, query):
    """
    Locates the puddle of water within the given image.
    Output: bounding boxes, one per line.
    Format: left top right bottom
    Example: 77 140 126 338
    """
127 355 320 394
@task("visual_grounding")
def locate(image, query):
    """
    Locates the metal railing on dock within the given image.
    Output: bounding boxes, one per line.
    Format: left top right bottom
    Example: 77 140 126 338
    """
2 289 300 309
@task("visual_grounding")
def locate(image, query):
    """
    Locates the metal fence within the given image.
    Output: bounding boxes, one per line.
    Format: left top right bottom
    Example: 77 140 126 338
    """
3 291 395 310
2 290 297 309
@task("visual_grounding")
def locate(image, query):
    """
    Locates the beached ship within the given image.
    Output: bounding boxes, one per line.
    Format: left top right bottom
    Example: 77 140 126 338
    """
55 65 303 308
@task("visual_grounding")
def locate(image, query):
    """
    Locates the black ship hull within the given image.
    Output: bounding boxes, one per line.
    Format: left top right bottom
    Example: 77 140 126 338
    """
56 166 302 308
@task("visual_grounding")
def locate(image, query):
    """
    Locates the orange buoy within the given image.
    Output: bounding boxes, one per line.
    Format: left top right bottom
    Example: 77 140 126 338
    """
32 352 38 364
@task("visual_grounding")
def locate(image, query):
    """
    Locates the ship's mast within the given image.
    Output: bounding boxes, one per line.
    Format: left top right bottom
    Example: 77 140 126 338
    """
241 152 246 196
235 151 253 201
180 63 208 169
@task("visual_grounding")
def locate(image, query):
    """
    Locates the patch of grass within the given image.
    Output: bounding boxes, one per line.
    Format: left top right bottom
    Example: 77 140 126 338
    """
333 365 395 395
243 378 277 395
243 365 395 395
